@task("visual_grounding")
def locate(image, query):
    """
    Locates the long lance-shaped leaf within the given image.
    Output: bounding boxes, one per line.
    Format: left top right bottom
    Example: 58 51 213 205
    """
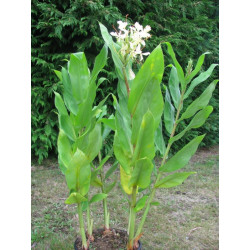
184 64 218 99
170 106 213 144
185 52 211 84
61 67 78 115
57 129 72 172
105 161 119 180
163 86 175 135
89 193 107 204
55 92 76 141
90 45 108 85
155 172 196 188
128 45 164 145
179 80 218 121
160 135 205 172
54 91 68 116
165 42 185 90
105 180 117 194
113 94 133 174
169 66 181 109
54 69 62 81
128 158 154 189
65 149 91 196
68 52 90 103
99 23 123 76
155 119 166 156
132 110 155 163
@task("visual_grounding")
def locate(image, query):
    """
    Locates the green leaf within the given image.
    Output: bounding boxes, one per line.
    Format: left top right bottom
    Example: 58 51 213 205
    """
169 66 181 109
99 23 123 72
132 111 156 162
134 195 149 212
165 42 185 90
128 45 164 145
96 154 111 172
105 180 117 194
91 45 108 84
160 135 205 172
58 156 67 174
81 201 89 212
89 193 107 204
65 149 91 196
180 80 218 121
155 172 196 188
54 70 62 81
184 64 218 99
120 165 133 195
164 87 175 135
105 161 119 180
74 99 93 132
155 120 166 156
113 95 133 174
61 67 78 115
57 130 72 171
54 92 68 116
150 201 160 206
74 123 102 163
97 77 108 88
68 52 90 103
59 114 76 142
65 192 87 205
99 117 116 131
185 52 210 84
90 175 103 187
170 106 213 143
129 158 153 189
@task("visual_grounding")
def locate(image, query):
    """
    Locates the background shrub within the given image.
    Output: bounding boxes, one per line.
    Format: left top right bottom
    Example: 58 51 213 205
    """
31 0 219 163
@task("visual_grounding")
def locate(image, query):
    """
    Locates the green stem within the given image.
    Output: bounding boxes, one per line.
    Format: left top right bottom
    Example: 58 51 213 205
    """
122 66 130 96
86 204 92 237
98 151 110 230
135 89 186 238
77 203 87 249
128 186 137 250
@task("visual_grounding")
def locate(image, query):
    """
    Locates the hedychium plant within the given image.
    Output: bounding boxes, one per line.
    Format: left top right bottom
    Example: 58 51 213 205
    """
90 108 119 233
100 21 218 250
54 45 112 249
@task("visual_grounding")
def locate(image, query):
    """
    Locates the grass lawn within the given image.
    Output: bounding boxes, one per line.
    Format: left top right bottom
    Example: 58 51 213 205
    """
31 146 219 250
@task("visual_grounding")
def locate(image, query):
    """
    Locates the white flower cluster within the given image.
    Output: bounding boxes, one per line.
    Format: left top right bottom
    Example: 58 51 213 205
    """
110 21 151 63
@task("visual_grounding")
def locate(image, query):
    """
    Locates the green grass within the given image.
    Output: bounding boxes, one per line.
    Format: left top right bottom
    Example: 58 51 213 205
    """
31 146 218 249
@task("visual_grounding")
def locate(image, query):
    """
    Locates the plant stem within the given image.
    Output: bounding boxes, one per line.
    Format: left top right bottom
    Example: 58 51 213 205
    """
77 203 87 249
98 151 110 230
135 89 186 238
86 204 92 237
122 66 130 96
127 186 137 250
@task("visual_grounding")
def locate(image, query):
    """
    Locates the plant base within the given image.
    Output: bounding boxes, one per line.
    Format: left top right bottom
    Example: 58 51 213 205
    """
74 228 142 250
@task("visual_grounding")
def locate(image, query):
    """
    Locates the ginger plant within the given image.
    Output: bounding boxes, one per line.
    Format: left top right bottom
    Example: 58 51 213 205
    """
100 21 218 250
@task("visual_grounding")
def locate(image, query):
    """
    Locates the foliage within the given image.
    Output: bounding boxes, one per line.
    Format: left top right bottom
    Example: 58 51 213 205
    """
31 0 219 163
100 20 218 249
54 46 109 249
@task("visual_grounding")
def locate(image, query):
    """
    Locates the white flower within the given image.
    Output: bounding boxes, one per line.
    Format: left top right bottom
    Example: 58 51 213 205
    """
117 21 128 31
134 22 143 31
110 32 119 37
111 20 151 63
